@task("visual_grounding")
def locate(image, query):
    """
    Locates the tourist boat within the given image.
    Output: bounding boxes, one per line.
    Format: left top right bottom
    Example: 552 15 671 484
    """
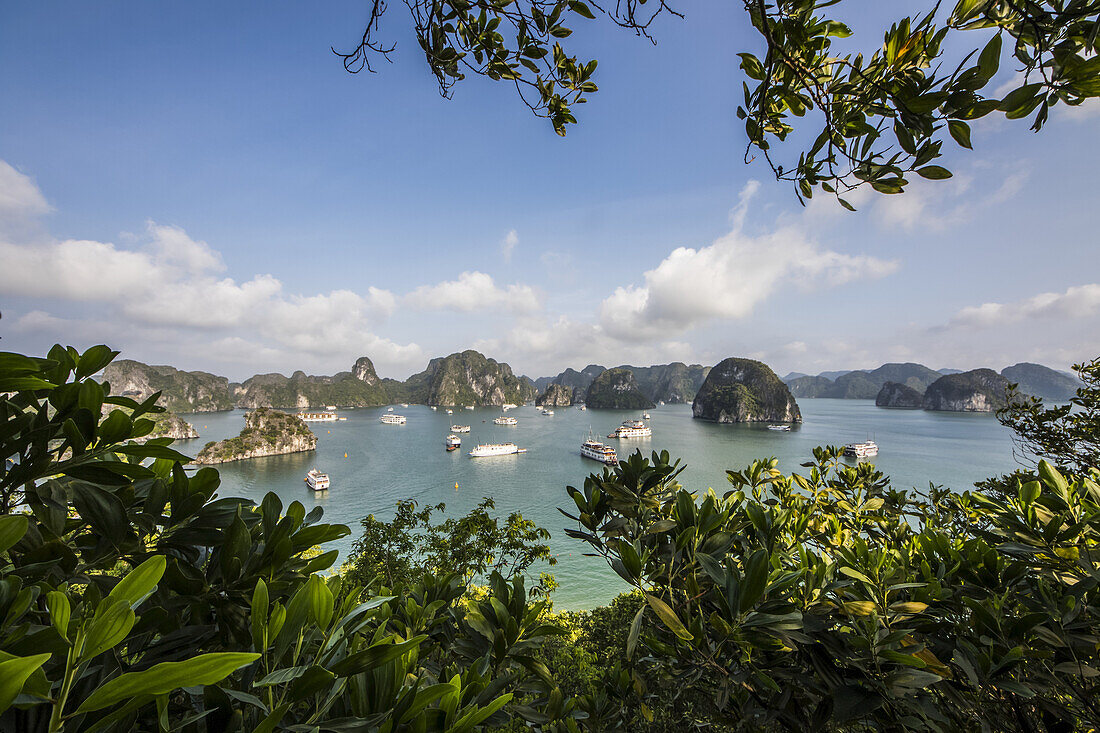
468 442 527 457
643 412 651 420
446 409 453 415
387 406 394 412
494 416 518 426
431 406 437 411
297 411 338 422
768 425 792 432
465 405 475 410
502 403 517 411
451 424 471 433
305 469 330 491
578 404 586 411
325 405 336 411
580 433 618 465
541 408 554 416
844 440 879 458
380 414 407 425
401 403 409 408
608 419 652 439
445 434 462 451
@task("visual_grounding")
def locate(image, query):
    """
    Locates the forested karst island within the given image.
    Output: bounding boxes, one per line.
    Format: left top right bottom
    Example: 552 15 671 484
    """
584 367 656 409
196 408 317 464
692 357 802 423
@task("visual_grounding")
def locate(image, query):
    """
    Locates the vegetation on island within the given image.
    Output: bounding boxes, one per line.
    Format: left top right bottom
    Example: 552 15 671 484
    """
922 368 1012 412
103 359 235 412
692 357 801 423
584 367 655 410
536 382 576 408
875 381 925 409
196 407 317 464
4 345 1100 732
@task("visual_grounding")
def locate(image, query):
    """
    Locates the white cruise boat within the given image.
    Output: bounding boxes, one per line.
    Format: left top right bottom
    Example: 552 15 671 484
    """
844 440 879 458
578 404 586 411
445 434 462 451
768 425 791 432
387 406 394 412
502 403 517 411
380 414 407 425
465 405 475 410
469 442 526 457
446 409 453 415
541 408 555 416
580 434 618 465
494 416 518 426
608 419 652 439
451 424 471 433
401 403 409 408
643 412 651 420
298 411 338 423
305 469 330 491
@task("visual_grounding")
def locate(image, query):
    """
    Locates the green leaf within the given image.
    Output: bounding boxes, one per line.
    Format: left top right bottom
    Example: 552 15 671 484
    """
0 654 51 714
948 120 972 149
625 603 647 661
917 166 953 180
47 591 71 641
82 600 136 661
286 665 336 701
329 636 426 677
108 555 166 608
567 0 595 19
252 579 269 652
305 574 334 630
839 567 874 584
75 345 119 379
645 594 693 641
0 515 28 554
75 653 259 713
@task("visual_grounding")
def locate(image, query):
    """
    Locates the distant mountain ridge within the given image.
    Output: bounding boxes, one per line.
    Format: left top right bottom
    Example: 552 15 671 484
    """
784 362 1078 402
105 350 535 411
536 362 709 405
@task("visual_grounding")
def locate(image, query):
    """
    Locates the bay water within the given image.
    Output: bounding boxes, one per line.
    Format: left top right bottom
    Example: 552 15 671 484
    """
179 401 1019 610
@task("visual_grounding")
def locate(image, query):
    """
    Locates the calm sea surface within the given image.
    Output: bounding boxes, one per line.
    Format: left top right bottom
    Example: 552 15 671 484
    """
178 401 1019 610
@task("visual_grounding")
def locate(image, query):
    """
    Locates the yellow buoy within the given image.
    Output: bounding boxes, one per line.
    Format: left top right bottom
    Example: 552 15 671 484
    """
344 452 348 458
454 482 459 490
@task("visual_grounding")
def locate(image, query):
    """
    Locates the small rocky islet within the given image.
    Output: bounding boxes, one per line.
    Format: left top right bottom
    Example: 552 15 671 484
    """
195 408 317 465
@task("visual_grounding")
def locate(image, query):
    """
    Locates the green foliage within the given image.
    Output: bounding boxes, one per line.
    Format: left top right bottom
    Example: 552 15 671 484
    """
563 447 1100 730
345 498 557 597
998 357 1100 474
0 346 573 732
339 1 1100 199
584 368 655 410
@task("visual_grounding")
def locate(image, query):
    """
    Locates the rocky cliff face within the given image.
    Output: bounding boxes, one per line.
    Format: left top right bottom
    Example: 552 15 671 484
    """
418 350 536 406
922 369 1010 412
353 356 381 385
692 358 801 423
585 368 655 409
1001 362 1081 401
875 382 924 409
196 408 316 464
147 412 199 440
535 365 606 395
624 362 711 404
234 360 389 409
536 383 576 407
103 360 234 412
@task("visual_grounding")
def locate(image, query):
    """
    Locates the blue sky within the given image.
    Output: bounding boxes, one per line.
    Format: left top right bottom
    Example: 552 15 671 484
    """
2 2 1098 381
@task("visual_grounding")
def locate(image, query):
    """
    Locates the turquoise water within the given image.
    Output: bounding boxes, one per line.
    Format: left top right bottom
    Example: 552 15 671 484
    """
178 401 1019 610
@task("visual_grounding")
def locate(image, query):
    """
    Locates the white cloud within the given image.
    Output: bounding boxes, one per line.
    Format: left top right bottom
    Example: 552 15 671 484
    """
0 160 50 223
871 170 1026 232
501 229 518 261
405 271 540 313
0 161 420 376
597 182 898 340
947 283 1100 329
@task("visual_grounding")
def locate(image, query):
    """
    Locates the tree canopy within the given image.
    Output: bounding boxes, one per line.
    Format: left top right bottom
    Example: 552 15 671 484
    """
336 0 1100 203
